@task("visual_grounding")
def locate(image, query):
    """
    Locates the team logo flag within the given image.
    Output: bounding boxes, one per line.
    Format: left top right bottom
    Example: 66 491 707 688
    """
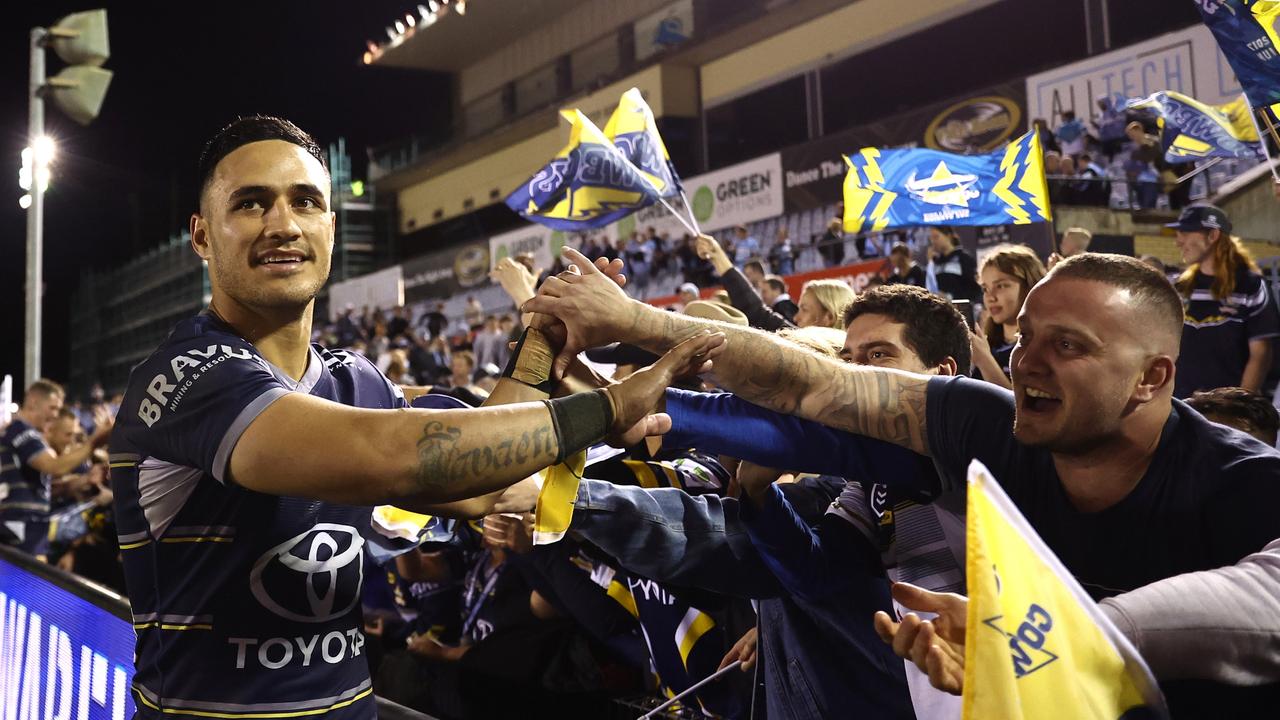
1196 0 1280 143
506 109 663 230
963 460 1165 719
842 130 1050 234
1125 90 1261 163
603 87 683 198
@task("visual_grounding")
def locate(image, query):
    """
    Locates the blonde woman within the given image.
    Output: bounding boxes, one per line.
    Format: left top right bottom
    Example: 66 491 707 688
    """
971 244 1047 388
795 279 856 329
1171 205 1280 396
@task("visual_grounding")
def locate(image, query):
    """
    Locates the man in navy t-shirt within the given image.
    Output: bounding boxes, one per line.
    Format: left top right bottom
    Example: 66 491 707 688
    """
1 379 112 558
110 116 719 718
528 249 1280 716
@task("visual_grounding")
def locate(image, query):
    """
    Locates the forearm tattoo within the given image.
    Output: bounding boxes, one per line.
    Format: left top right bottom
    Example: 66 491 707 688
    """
413 420 556 491
633 305 931 453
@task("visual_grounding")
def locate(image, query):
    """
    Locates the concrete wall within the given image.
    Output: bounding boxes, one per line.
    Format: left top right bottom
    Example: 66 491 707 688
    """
699 0 999 107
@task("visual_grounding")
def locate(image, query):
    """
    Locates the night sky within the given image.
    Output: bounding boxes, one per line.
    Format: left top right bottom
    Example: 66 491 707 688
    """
0 1 450 392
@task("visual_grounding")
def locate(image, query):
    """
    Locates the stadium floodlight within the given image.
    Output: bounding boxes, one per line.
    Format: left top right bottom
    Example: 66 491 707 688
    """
47 65 113 125
49 9 110 67
23 9 112 386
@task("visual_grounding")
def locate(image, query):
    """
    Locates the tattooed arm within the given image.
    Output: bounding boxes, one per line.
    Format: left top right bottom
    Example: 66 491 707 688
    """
227 394 562 508
225 331 724 511
524 246 931 455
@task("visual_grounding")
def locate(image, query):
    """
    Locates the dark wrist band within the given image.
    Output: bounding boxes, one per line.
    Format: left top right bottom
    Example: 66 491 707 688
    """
543 389 614 464
502 327 557 394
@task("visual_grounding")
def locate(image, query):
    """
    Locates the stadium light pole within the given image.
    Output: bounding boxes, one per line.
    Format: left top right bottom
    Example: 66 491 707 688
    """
24 9 112 387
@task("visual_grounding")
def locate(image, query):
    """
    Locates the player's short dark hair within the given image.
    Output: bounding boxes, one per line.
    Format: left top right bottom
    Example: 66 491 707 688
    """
197 115 327 207
25 378 65 402
1186 387 1280 445
1047 253 1184 342
743 260 765 275
843 284 971 371
56 407 79 422
763 275 787 294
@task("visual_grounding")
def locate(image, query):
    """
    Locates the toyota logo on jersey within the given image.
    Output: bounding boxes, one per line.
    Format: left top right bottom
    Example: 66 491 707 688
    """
250 523 365 623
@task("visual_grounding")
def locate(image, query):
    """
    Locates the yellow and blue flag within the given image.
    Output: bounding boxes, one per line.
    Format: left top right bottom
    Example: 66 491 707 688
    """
603 87 683 198
842 130 1050 234
1125 90 1261 163
963 460 1165 720
1197 0 1280 142
506 109 662 230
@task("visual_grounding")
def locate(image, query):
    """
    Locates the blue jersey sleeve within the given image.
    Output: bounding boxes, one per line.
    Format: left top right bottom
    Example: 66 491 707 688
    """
125 337 289 483
8 423 51 464
664 388 939 495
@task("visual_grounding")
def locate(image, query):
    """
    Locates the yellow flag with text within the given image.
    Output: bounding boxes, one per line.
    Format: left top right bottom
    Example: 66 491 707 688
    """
963 460 1165 719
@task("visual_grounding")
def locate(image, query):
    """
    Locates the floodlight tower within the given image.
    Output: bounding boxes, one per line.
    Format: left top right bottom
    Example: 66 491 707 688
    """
25 9 112 386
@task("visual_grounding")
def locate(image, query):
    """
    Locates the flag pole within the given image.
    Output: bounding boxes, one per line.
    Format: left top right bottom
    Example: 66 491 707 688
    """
1243 96 1280 184
1173 156 1223 185
656 194 699 237
638 661 742 720
678 189 703 235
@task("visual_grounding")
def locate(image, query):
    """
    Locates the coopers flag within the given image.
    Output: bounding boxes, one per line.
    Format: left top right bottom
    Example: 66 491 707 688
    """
1125 90 1262 163
842 130 1050 234
963 460 1165 719
506 109 662 231
1195 0 1280 142
602 87 683 198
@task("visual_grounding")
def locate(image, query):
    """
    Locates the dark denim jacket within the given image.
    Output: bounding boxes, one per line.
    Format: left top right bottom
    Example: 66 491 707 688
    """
570 478 914 720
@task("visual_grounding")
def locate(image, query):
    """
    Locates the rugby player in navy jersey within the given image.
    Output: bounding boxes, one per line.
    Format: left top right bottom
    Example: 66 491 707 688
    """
109 116 721 719
1 379 112 559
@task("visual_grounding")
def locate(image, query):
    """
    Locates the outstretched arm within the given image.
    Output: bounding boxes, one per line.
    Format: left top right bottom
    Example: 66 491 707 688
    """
229 332 725 512
525 246 932 455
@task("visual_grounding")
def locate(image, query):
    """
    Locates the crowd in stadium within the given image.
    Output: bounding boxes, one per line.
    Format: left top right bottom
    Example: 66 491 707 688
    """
4 113 1280 719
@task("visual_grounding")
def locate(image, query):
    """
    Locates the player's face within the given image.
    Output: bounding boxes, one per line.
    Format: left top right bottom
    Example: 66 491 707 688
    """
33 393 63 428
194 140 334 313
46 416 79 454
841 314 945 375
980 265 1024 326
1010 278 1147 452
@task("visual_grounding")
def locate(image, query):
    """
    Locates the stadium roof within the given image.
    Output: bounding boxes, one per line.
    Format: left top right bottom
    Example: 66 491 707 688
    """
369 0 594 71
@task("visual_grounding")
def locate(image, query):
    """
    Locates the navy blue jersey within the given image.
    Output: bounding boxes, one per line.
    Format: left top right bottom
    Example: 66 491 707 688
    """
1175 267 1280 397
0 417 53 555
110 312 409 719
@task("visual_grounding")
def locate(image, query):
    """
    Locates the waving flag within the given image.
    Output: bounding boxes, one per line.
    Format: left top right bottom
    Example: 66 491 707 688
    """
603 87 683 198
963 460 1165 720
506 109 662 230
1196 0 1280 142
1125 90 1261 163
842 130 1050 234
